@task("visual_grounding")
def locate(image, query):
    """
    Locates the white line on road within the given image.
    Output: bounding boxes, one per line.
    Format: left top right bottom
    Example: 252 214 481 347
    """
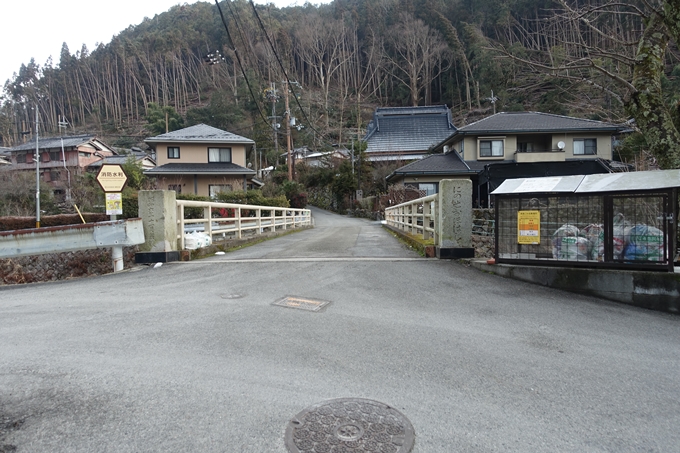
169 257 429 263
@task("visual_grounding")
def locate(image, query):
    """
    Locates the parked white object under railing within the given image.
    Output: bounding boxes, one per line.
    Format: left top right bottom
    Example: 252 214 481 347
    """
384 194 439 243
175 199 311 250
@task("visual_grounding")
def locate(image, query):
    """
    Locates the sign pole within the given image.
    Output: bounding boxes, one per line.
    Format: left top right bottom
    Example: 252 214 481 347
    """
95 164 128 272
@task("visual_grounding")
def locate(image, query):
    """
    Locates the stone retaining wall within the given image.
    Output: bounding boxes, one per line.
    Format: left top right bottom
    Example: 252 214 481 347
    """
472 235 495 259
0 247 139 285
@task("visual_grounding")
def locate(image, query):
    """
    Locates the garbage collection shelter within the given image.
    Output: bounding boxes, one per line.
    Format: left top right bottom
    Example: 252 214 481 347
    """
491 170 680 272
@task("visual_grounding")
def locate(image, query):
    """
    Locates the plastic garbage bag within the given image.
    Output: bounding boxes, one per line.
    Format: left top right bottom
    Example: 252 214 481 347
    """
582 224 604 261
552 224 590 260
623 224 664 261
184 232 199 250
612 213 628 260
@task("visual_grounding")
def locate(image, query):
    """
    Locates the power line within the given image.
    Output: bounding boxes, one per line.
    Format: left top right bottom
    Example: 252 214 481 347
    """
247 0 331 146
213 0 275 135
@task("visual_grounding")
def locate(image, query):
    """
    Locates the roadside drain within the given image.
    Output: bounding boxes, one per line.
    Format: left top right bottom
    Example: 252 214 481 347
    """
284 398 415 452
273 296 331 312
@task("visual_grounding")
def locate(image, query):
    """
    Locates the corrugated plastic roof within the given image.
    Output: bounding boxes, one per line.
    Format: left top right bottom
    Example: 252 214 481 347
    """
492 170 680 195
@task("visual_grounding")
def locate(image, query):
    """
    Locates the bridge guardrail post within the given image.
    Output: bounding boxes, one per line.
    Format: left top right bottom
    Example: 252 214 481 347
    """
437 179 474 259
137 190 180 263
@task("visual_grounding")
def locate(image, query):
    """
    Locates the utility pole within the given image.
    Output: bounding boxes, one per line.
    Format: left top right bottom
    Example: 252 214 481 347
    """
265 83 279 164
58 115 72 202
284 81 292 181
35 108 40 228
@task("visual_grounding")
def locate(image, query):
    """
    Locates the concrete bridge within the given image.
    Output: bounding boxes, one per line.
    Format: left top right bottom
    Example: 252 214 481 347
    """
0 207 679 452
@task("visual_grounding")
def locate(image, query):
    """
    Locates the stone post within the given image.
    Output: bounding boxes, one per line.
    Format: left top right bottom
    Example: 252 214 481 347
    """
135 190 180 263
437 179 475 259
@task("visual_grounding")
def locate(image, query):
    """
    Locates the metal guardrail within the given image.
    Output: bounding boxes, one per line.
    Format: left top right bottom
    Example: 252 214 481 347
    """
176 200 311 250
0 219 145 272
384 194 438 242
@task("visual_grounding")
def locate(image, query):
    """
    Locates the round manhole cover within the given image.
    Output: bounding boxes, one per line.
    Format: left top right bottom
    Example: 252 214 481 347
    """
284 398 415 453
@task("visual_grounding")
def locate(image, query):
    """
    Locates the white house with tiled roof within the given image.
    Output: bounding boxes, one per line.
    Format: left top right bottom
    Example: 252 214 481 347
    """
144 124 257 197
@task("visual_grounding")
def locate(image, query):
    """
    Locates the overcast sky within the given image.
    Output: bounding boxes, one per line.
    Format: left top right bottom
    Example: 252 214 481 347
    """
1 0 330 88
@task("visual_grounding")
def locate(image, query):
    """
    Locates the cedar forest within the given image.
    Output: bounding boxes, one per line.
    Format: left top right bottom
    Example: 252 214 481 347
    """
1 0 679 173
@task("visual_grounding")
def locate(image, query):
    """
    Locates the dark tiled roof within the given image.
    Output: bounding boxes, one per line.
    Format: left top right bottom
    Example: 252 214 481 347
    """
364 105 456 154
386 151 476 181
144 163 255 175
457 112 624 134
145 124 254 144
89 154 155 168
8 135 99 152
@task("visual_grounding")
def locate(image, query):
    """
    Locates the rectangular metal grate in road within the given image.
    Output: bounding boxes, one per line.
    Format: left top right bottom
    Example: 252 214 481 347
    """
272 296 331 312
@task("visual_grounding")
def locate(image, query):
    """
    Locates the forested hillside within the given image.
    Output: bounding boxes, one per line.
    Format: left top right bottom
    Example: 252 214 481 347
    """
1 0 679 167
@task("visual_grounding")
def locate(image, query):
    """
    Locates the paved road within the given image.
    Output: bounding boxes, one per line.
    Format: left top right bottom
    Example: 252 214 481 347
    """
1 207 679 452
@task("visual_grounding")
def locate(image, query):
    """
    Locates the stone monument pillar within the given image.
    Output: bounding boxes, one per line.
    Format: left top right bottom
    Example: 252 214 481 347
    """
135 190 180 263
437 179 475 259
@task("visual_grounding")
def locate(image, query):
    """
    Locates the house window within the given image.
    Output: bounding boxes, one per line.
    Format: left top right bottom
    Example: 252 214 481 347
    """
209 184 232 198
208 147 231 163
405 183 438 196
42 152 50 163
16 153 26 163
167 147 180 159
574 139 597 155
79 152 90 157
479 139 504 158
517 142 533 153
168 184 182 194
49 171 61 181
50 151 62 161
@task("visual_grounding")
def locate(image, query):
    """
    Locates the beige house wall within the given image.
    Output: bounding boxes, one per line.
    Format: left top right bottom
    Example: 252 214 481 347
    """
159 175 247 197
156 142 248 166
456 133 613 162
555 134 613 160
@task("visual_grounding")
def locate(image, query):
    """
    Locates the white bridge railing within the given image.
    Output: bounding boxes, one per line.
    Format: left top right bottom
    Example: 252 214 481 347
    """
384 194 439 243
176 199 311 250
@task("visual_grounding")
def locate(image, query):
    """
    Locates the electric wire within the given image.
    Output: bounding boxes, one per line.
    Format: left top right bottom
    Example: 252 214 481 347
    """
213 0 275 135
247 0 332 146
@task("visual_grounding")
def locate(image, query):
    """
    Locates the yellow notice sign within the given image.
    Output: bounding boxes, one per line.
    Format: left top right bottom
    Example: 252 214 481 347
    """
518 210 540 244
105 192 123 215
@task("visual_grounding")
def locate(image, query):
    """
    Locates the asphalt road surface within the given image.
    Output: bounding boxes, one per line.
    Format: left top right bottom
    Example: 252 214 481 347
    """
1 207 679 452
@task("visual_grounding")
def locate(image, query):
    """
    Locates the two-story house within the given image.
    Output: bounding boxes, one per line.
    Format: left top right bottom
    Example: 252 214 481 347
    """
144 124 256 197
437 111 625 163
5 135 116 195
387 111 629 206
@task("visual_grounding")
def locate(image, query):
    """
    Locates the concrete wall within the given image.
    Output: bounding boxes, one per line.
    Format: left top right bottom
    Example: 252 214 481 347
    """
469 260 680 314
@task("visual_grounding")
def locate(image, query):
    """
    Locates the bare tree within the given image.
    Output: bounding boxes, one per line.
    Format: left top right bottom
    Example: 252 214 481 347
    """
386 13 451 106
493 0 680 169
